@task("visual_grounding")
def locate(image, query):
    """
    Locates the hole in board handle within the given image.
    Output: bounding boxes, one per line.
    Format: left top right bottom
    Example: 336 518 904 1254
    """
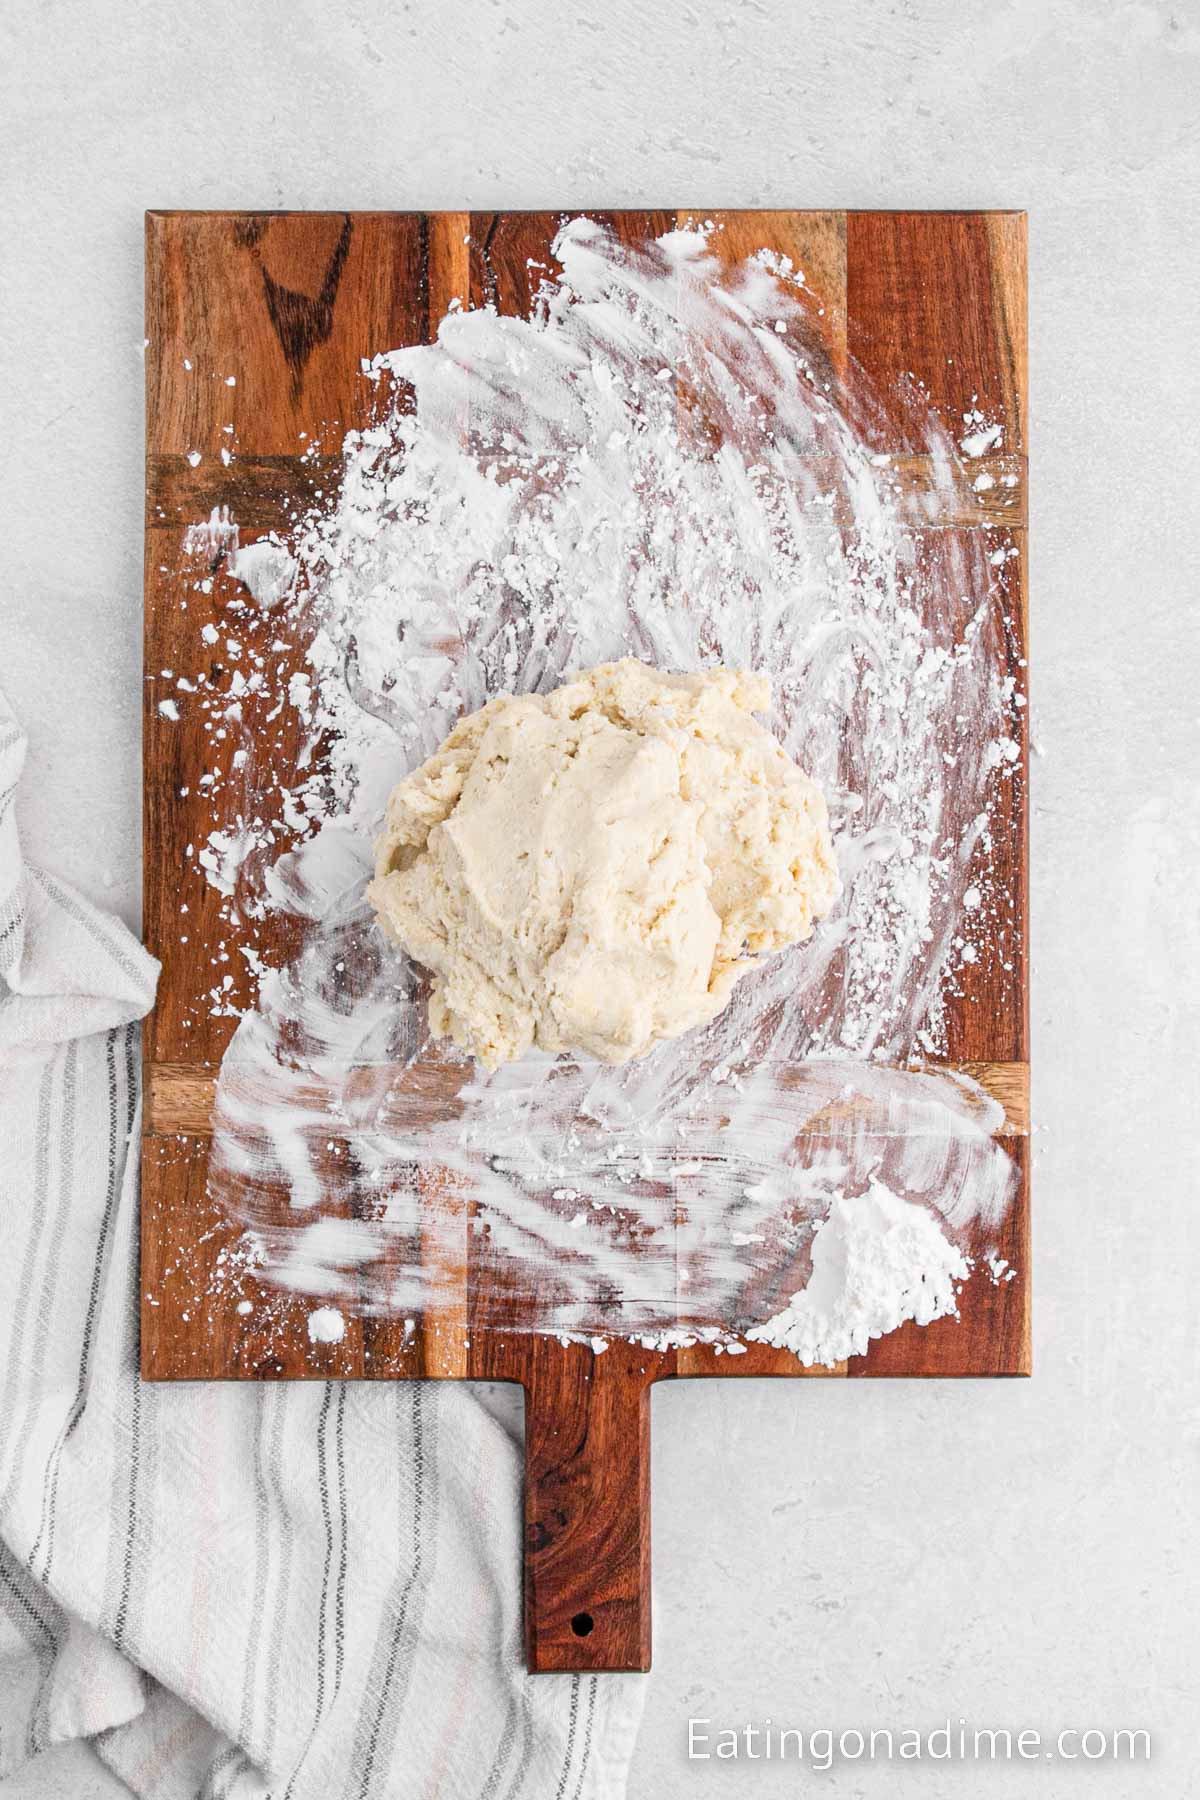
570 1611 595 1638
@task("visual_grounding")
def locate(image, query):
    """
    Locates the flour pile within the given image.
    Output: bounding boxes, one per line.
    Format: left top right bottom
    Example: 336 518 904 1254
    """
746 1180 971 1367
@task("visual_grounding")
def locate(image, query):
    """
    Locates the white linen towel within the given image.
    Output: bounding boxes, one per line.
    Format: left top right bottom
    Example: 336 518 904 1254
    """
0 691 645 1799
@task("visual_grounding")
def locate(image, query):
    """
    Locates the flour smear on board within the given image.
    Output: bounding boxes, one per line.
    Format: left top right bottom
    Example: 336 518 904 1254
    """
171 219 1024 1361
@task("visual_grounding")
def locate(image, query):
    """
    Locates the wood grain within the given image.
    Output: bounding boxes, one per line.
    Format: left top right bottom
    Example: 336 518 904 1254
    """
143 211 1029 1672
845 211 1027 454
144 1059 1029 1138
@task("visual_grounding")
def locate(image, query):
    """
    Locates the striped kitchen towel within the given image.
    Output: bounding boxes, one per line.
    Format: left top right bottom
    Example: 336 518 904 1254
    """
0 690 645 1800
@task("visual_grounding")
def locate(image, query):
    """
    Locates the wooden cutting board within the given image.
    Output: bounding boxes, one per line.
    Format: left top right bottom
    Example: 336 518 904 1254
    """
141 209 1029 1672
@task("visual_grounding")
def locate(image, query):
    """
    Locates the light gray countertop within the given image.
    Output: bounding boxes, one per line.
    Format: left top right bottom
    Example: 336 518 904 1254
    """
3 1 1198 1793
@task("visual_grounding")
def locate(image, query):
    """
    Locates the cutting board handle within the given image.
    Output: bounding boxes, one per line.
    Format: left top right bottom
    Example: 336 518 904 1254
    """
522 1337 653 1672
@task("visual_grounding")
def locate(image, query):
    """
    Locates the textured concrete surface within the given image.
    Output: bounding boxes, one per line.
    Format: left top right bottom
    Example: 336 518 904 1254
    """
3 0 1199 1794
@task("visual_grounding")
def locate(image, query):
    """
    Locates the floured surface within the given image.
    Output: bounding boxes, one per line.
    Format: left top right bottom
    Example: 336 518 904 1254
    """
142 210 1028 1372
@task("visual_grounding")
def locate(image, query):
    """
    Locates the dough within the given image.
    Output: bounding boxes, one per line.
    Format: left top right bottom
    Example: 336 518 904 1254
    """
368 659 838 1070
